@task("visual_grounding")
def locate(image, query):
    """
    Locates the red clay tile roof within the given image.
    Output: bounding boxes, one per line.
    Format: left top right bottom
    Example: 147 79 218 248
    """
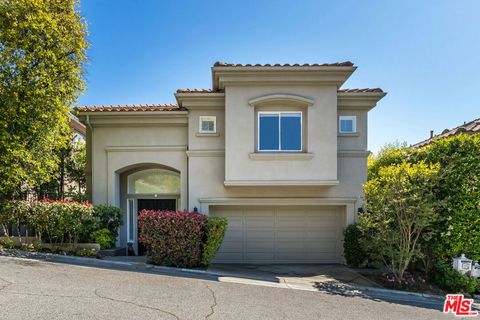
412 118 480 148
213 61 354 67
338 88 384 93
176 88 223 93
76 104 187 112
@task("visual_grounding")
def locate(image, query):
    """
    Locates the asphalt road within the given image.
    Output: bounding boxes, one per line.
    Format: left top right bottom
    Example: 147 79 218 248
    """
0 256 452 320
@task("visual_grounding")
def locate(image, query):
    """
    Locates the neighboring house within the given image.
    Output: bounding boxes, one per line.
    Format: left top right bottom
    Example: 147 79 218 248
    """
69 114 86 140
412 118 480 148
76 61 385 263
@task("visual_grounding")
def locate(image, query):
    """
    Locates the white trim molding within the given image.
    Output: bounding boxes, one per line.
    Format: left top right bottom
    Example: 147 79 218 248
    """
196 132 220 137
198 197 357 214
338 150 371 158
248 94 314 107
186 150 225 158
105 145 187 153
224 180 339 187
248 152 313 160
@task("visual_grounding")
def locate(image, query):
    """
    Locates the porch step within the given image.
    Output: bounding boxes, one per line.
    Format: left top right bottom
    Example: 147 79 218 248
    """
99 247 126 257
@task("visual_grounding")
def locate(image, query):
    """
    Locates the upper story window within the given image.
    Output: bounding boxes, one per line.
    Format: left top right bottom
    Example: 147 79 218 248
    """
258 111 302 152
339 116 356 133
199 116 216 133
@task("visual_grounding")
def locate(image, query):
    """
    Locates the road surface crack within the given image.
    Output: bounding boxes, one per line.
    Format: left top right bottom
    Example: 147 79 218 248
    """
0 277 13 291
204 283 217 319
94 288 181 320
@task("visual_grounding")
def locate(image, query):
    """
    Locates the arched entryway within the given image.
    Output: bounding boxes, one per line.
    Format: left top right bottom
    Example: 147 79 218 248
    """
119 164 180 255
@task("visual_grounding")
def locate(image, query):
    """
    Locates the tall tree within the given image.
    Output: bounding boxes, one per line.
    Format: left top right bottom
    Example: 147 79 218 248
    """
0 0 88 200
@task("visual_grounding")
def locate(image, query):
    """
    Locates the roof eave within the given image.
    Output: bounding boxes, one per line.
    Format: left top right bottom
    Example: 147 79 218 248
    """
212 66 357 90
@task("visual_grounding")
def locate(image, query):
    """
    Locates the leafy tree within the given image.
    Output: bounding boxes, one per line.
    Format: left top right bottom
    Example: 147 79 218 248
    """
360 161 440 281
0 0 88 200
65 137 86 195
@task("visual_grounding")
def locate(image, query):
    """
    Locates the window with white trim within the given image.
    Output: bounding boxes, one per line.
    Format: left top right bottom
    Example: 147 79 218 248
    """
339 116 357 133
199 116 216 133
258 111 302 152
127 199 135 242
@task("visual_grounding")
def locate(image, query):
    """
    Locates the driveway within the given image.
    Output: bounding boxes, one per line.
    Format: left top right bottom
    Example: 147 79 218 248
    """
207 264 381 291
0 256 452 320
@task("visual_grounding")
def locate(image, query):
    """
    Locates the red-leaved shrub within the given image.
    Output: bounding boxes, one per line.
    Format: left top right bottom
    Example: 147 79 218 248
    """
138 210 208 268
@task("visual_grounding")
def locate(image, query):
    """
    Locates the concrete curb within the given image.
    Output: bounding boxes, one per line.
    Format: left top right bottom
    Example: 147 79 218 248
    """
2 249 477 308
0 249 222 277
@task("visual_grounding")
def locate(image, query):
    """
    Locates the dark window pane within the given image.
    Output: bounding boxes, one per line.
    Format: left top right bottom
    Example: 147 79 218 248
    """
259 114 279 150
281 113 301 151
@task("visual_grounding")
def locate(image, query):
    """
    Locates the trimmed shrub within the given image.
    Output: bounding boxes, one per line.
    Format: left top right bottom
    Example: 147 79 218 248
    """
201 217 228 267
138 210 208 268
29 199 94 248
434 260 480 294
343 223 367 267
92 205 123 238
90 228 115 249
0 200 30 238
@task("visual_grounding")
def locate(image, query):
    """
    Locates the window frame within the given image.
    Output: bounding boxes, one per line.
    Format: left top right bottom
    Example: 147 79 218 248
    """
126 198 135 243
339 116 357 133
199 116 217 133
257 111 303 152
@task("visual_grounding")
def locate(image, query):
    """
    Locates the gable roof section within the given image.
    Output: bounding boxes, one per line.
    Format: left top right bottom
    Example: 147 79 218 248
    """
76 104 187 113
412 118 480 148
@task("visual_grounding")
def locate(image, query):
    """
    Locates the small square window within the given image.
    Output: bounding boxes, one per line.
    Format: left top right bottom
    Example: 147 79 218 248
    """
339 116 356 133
199 116 216 133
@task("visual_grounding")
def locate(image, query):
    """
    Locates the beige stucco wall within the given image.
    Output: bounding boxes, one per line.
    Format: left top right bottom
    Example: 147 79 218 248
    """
85 117 189 210
81 81 379 250
223 85 338 183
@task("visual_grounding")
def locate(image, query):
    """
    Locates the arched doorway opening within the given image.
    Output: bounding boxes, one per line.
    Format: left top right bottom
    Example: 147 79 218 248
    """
120 165 180 255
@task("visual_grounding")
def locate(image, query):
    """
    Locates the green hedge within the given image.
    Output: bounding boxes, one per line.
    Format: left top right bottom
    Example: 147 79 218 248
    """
343 224 367 268
364 134 480 292
0 200 121 250
89 228 115 249
201 217 228 267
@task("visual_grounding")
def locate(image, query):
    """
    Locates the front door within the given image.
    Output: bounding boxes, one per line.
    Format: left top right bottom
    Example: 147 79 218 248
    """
137 199 176 255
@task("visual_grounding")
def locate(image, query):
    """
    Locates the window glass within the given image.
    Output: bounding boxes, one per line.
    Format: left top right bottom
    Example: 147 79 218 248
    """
259 113 280 150
340 119 353 132
281 112 302 151
127 169 180 194
127 199 134 242
199 116 216 133
339 116 356 133
202 120 214 132
259 112 301 151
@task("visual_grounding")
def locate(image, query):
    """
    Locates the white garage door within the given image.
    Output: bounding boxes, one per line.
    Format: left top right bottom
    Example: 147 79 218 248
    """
210 206 344 264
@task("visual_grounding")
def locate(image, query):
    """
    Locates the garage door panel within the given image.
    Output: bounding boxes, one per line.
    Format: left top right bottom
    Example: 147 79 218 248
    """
245 217 274 228
246 241 275 251
224 218 244 229
223 229 243 241
245 252 275 261
211 206 343 264
217 241 243 252
245 230 275 240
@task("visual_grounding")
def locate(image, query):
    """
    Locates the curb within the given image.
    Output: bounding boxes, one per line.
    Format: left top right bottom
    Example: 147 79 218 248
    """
2 250 477 307
0 249 223 277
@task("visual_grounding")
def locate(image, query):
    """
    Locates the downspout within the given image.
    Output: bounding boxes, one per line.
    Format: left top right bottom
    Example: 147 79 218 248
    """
85 114 93 131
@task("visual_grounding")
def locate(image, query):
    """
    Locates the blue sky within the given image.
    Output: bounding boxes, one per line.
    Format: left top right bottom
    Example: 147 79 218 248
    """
79 0 480 153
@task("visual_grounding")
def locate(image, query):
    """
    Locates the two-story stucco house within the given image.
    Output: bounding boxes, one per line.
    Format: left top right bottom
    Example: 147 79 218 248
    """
76 61 385 263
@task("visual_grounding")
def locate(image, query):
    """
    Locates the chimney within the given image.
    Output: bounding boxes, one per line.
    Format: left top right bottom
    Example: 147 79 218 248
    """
430 130 434 139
